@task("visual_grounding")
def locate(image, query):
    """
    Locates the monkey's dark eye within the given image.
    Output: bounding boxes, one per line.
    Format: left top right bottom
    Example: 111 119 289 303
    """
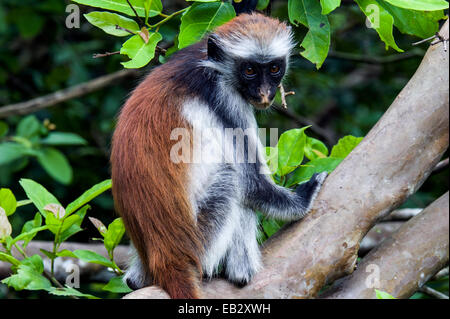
244 66 255 76
270 65 280 74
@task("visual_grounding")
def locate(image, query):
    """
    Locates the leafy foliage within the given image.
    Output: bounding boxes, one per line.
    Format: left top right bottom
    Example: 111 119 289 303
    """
0 178 129 298
71 0 447 69
259 127 362 241
0 116 86 185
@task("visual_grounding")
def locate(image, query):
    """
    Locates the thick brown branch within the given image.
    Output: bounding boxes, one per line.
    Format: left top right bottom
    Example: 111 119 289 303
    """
359 221 403 256
323 193 449 299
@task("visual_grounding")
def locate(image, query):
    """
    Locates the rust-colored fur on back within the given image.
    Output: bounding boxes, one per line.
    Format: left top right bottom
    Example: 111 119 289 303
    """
111 60 203 298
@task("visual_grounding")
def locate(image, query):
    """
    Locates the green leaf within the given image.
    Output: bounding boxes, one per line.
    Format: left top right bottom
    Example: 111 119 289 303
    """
36 148 73 185
61 215 81 234
45 213 63 235
380 3 445 39
16 115 41 139
0 251 20 266
2 264 51 291
178 1 236 49
84 11 140 37
354 0 403 52
288 0 331 69
265 146 279 174
0 188 17 216
21 254 44 274
19 179 61 217
320 0 341 14
330 135 363 158
256 0 271 10
40 132 88 146
66 179 112 215
120 32 162 68
7 226 48 251
40 249 57 260
304 137 329 161
72 0 162 18
21 213 43 248
46 286 99 299
0 121 8 137
73 249 115 268
10 9 45 39
59 205 89 243
66 179 112 214
286 157 342 187
56 249 77 258
375 289 396 299
276 127 310 176
0 143 28 166
103 276 133 293
104 218 125 253
262 219 285 237
383 0 449 11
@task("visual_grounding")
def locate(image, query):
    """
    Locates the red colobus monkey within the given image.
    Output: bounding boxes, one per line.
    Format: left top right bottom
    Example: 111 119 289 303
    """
111 13 326 299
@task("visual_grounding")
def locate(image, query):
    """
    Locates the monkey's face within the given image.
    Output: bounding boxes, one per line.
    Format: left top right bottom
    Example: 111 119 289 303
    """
236 58 286 110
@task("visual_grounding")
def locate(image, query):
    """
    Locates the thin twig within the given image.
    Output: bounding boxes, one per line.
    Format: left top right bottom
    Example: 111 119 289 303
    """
93 51 120 59
433 267 449 280
412 34 439 46
126 0 144 26
115 24 136 35
419 285 449 299
432 158 449 174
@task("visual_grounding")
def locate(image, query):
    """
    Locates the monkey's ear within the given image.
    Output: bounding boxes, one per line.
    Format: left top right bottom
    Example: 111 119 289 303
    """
207 35 224 62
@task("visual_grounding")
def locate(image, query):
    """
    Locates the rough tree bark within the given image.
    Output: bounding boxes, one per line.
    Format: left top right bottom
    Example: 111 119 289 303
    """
124 20 449 299
323 192 449 299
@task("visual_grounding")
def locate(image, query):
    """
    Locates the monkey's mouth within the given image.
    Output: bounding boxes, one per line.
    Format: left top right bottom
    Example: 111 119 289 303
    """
249 100 273 110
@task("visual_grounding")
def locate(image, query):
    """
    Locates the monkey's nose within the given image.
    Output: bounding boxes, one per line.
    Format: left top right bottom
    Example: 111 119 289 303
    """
258 87 271 105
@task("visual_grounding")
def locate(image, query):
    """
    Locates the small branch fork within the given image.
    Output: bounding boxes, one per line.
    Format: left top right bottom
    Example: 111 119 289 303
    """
412 32 449 52
93 51 120 59
278 84 295 109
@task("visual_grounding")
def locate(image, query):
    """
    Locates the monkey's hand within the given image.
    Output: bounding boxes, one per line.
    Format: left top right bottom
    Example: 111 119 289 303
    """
295 171 328 216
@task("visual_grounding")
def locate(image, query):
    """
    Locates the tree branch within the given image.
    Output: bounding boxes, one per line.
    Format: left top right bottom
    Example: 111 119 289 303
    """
323 193 449 299
0 69 140 118
123 20 449 299
419 285 449 299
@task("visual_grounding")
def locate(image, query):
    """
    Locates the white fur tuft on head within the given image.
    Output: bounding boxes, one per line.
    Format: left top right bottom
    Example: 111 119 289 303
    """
212 13 295 62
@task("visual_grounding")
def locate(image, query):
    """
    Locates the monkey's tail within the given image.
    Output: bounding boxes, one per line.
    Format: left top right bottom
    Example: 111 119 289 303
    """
111 89 203 299
152 260 201 299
